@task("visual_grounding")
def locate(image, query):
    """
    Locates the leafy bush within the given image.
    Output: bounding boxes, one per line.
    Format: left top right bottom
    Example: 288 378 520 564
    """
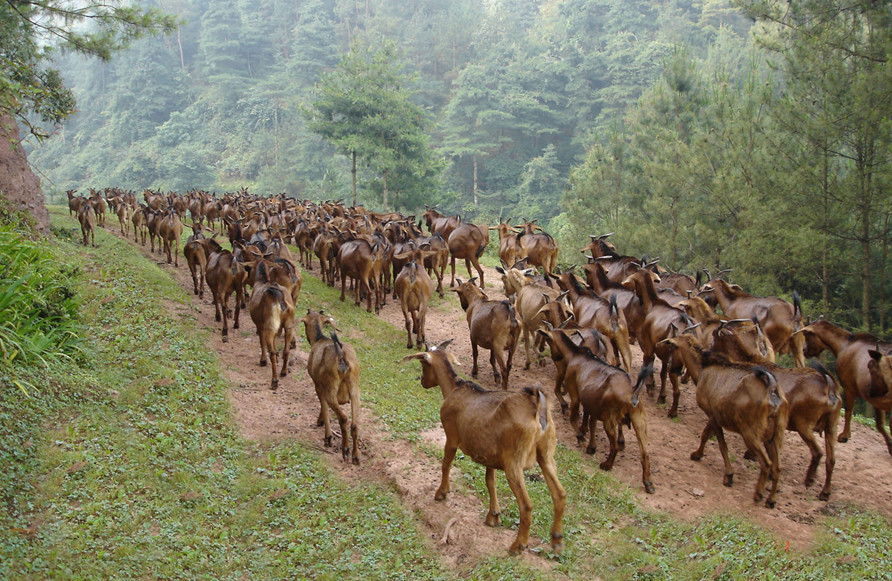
0 224 81 379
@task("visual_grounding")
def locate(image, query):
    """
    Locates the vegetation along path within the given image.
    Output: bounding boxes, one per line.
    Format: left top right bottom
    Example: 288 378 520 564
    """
5 208 891 579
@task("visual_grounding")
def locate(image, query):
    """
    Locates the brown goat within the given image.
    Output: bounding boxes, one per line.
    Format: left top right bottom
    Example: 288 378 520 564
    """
248 262 296 390
402 342 566 555
698 279 804 366
158 208 184 266
709 329 840 500
132 205 148 245
393 249 435 349
338 237 386 313
77 202 96 247
558 271 633 373
516 221 559 275
510 270 567 370
447 222 489 288
537 324 611 414
183 224 209 298
421 207 461 240
622 269 695 418
451 278 519 389
205 239 248 343
489 221 522 268
67 189 84 217
660 335 788 508
300 310 361 464
798 319 892 453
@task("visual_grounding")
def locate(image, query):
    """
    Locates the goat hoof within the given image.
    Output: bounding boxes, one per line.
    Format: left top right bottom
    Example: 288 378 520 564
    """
524 362 531 370
485 511 501 527
818 490 831 501
765 499 776 509
586 446 596 455
644 482 655 494
743 449 756 461
837 434 849 443
279 370 287 378
667 410 678 419
507 542 526 555
690 452 703 461
434 490 448 501
599 461 613 471
657 395 666 404
222 335 229 343
723 474 734 487
352 456 360 466
270 381 278 391
324 436 333 448
260 359 267 367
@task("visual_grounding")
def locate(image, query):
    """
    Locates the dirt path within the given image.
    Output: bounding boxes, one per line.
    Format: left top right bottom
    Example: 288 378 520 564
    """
115 225 892 567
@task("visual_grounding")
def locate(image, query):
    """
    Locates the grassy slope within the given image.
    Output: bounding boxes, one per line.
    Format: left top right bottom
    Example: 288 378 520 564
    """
0 207 888 580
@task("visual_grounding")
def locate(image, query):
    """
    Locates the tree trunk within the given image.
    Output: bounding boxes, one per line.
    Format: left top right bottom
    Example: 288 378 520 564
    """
472 156 478 206
382 170 388 208
351 150 357 207
0 112 49 236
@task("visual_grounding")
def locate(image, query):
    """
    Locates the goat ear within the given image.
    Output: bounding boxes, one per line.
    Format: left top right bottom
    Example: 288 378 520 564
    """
868 349 884 362
400 352 431 364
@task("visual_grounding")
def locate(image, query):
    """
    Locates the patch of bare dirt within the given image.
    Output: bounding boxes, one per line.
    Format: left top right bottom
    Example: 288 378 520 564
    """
115 224 892 567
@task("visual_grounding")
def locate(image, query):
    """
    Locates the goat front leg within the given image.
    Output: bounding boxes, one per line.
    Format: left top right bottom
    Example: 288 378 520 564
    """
484 467 502 526
471 342 480 379
435 442 457 500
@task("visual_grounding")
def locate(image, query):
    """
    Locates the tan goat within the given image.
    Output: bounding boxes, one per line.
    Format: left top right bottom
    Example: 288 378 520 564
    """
402 342 566 555
393 249 435 349
249 262 296 391
299 310 361 465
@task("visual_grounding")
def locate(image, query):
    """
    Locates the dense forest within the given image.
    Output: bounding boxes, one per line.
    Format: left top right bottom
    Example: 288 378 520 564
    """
23 0 892 335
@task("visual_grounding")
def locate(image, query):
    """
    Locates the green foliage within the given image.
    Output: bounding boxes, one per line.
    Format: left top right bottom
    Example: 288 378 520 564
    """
304 38 443 209
1 0 177 140
0 224 80 373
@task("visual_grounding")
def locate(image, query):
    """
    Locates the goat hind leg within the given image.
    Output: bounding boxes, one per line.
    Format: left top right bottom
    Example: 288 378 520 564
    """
484 467 502 526
874 408 892 456
504 465 533 555
536 448 567 554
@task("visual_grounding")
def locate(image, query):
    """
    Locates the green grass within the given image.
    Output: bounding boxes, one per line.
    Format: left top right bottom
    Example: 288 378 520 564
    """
0 206 889 580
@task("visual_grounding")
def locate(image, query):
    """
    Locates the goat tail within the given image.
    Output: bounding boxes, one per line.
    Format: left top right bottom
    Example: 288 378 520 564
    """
609 294 619 332
535 389 549 433
809 360 839 406
331 332 349 374
475 243 486 259
265 285 288 311
631 364 654 407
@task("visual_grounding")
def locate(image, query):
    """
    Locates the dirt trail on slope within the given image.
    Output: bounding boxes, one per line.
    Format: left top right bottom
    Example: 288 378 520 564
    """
112 224 892 567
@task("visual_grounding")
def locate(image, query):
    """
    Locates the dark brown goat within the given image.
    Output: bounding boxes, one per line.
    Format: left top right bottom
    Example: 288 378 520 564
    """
421 207 461 240
248 261 296 390
489 221 522 268
798 320 892 454
402 342 566 555
205 239 248 343
537 324 610 414
447 222 490 288
338 236 386 313
660 335 788 508
300 310 361 464
451 278 519 389
622 269 695 418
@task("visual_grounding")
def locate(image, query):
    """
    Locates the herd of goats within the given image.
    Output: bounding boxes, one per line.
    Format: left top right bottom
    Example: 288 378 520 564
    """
65 186 892 555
